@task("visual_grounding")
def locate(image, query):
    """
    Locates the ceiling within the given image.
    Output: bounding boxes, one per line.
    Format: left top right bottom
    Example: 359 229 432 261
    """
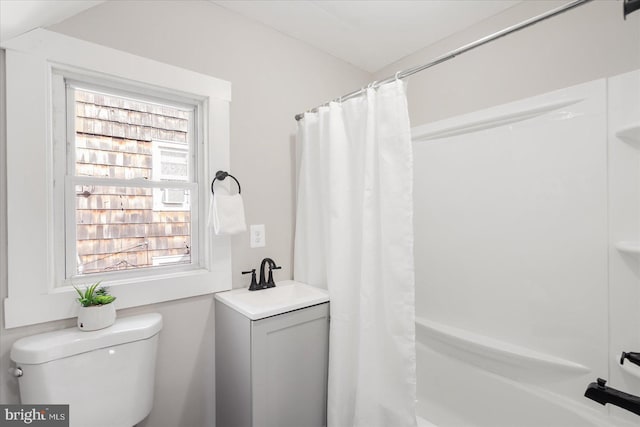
1 0 521 73
212 1 522 73
0 0 104 42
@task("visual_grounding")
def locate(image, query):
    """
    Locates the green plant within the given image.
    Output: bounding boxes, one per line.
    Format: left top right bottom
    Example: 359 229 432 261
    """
74 282 116 307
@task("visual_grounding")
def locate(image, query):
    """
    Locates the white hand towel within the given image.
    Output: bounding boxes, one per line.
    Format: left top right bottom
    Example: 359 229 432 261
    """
210 193 247 235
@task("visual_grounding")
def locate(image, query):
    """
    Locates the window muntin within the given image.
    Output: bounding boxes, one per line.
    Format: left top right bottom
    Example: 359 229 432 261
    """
65 85 198 281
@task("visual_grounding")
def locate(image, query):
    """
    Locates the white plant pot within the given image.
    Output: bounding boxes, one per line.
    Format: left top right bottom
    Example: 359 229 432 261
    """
77 304 116 331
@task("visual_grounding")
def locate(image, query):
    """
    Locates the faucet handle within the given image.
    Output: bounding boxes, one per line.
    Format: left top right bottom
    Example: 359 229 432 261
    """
266 264 281 288
242 269 259 291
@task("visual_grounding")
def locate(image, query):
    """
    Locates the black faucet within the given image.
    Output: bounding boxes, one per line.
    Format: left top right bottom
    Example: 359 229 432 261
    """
584 378 640 416
259 258 281 289
621 351 640 368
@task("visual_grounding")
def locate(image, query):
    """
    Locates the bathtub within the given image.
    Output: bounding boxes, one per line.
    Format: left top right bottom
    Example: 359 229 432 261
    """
414 317 636 427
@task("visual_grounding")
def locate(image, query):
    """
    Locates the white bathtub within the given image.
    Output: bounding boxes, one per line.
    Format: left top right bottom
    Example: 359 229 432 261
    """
414 317 635 427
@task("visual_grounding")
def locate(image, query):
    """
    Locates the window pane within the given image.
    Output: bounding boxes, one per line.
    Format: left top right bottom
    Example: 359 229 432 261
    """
161 152 188 177
74 88 191 180
75 185 192 275
69 86 196 279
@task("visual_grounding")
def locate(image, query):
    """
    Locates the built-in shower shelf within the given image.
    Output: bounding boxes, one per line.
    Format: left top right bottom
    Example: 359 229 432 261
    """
615 241 640 255
615 122 640 144
618 359 640 381
415 317 590 377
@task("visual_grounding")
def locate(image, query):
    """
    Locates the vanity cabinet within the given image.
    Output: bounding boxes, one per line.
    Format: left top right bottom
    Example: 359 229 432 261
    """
215 295 329 427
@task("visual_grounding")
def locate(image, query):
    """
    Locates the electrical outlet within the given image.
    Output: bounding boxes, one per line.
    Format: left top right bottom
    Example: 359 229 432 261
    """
250 224 266 248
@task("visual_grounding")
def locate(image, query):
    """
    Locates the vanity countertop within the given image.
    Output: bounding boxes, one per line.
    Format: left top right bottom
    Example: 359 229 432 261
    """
215 280 329 320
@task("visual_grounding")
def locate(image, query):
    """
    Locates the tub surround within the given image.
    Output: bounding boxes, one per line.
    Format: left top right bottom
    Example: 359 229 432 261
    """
411 71 640 426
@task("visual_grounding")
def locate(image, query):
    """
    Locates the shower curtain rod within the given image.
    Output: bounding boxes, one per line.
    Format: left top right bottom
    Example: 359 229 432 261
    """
294 0 592 121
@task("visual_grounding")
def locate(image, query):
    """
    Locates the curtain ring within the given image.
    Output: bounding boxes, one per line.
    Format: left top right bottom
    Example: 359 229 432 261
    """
395 70 401 80
367 80 378 90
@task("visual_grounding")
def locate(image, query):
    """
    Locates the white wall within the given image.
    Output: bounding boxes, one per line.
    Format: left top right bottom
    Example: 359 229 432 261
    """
374 0 640 424
374 0 640 126
0 1 369 426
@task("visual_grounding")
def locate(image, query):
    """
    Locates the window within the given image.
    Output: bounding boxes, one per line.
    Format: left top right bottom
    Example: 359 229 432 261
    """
63 85 196 278
4 29 232 328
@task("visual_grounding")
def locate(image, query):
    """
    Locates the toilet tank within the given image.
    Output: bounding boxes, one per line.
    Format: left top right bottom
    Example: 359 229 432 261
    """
11 313 162 427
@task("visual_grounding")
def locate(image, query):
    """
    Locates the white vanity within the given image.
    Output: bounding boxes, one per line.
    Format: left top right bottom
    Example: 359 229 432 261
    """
215 280 330 427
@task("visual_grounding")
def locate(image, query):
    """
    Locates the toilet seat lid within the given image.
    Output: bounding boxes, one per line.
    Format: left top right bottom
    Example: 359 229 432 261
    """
11 313 162 365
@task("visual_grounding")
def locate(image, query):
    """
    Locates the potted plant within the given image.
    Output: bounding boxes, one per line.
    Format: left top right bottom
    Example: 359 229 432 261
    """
74 282 117 331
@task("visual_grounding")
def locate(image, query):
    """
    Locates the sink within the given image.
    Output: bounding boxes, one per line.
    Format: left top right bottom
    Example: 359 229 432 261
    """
214 280 329 320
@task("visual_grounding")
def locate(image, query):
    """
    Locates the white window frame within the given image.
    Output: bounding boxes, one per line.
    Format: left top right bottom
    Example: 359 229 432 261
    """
152 254 191 266
60 80 198 280
3 29 232 328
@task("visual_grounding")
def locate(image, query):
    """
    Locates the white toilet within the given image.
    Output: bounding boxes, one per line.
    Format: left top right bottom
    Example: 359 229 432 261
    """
10 313 162 427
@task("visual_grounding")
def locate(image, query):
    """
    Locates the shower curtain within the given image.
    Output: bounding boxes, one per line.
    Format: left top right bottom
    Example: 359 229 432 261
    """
294 80 416 427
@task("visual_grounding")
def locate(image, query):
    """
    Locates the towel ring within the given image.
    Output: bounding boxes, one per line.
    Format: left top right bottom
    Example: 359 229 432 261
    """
211 170 241 195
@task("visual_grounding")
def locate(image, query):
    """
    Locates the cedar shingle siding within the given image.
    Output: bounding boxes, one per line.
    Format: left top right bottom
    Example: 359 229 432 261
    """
74 90 191 274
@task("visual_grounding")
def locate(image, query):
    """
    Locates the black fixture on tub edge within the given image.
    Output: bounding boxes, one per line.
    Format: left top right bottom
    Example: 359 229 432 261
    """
584 378 640 416
242 258 281 291
620 351 640 368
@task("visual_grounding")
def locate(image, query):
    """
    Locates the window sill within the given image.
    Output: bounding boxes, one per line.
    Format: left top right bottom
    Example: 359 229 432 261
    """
4 265 231 328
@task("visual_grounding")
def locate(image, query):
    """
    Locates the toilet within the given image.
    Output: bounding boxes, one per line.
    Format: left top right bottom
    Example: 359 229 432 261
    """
10 313 162 427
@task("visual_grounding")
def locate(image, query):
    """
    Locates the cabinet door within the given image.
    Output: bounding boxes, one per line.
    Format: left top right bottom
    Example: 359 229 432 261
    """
215 301 252 427
251 303 329 427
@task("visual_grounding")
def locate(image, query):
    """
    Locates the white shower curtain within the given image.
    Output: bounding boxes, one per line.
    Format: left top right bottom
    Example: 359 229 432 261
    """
294 80 416 427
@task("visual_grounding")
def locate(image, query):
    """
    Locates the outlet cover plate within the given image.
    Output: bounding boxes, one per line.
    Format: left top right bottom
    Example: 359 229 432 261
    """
250 224 265 248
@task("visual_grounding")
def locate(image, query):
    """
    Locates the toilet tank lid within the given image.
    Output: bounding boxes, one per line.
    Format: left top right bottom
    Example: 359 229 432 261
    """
11 313 163 365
